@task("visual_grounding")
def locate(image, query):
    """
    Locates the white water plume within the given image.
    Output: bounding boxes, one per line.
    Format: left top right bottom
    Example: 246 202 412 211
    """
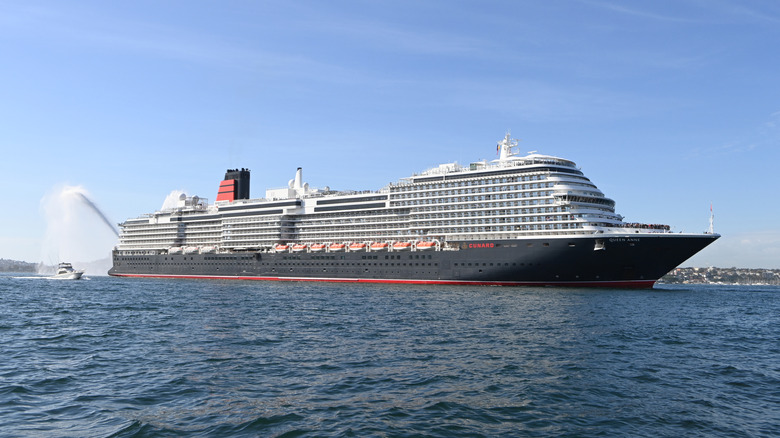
39 185 119 275
161 189 187 211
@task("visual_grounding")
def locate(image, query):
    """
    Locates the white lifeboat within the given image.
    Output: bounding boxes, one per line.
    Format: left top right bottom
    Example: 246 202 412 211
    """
370 242 389 251
416 241 438 250
200 246 216 254
329 243 346 252
349 242 367 251
392 241 412 251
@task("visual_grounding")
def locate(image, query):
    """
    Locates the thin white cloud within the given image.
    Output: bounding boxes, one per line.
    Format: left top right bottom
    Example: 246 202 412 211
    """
303 18 487 56
718 0 780 25
577 0 702 23
766 111 780 129
581 0 780 25
686 111 779 159
436 76 675 123
0 3 356 83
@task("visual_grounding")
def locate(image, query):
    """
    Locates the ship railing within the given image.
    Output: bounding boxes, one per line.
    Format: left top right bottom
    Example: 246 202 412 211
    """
615 223 671 231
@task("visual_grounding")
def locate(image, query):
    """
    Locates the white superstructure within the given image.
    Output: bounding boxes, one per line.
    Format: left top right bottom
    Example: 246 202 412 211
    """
115 134 671 256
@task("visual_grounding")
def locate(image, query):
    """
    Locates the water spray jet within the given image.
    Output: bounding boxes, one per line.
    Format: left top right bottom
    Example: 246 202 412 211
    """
40 185 119 275
74 192 119 237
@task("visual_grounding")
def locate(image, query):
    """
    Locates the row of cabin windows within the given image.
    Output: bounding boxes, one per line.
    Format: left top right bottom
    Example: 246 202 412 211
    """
393 175 549 192
392 185 555 199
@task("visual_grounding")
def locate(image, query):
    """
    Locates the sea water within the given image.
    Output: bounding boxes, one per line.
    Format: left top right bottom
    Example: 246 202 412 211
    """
0 273 777 437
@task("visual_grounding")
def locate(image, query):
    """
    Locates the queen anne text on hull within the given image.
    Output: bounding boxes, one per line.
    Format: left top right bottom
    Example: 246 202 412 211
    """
109 134 718 287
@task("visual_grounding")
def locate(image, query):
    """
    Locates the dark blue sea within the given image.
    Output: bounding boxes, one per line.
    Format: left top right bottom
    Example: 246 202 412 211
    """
1 273 778 437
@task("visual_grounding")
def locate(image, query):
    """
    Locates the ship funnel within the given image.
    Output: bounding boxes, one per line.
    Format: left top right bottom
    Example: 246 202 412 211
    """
294 167 303 190
281 167 309 198
216 168 251 202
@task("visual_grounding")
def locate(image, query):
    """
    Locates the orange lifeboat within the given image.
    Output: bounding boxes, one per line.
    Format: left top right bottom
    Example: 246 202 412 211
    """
329 243 346 252
274 244 290 252
292 244 308 252
370 242 389 251
310 243 326 252
416 241 438 250
392 241 412 251
349 242 367 251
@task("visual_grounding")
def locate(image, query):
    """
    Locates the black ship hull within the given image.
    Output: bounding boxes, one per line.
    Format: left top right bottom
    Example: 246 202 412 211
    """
108 234 718 288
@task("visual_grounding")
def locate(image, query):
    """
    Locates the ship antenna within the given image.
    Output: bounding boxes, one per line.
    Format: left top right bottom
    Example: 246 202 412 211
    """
708 202 715 234
497 132 519 160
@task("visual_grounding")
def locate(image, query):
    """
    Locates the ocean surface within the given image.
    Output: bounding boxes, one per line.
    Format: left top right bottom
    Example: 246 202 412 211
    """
1 273 778 437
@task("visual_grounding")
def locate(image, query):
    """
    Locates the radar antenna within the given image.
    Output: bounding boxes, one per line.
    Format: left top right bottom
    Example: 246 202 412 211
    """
497 132 520 160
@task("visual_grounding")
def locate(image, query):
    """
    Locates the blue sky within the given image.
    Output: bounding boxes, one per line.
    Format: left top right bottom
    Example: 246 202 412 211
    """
1 0 779 268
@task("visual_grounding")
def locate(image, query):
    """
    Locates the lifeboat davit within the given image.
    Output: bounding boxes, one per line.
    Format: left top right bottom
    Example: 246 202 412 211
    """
392 241 412 251
274 244 290 252
349 242 367 251
370 242 389 251
416 241 438 250
329 243 346 252
292 244 308 252
310 243 326 252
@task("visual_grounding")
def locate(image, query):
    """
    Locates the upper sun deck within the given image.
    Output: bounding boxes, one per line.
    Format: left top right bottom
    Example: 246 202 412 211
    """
495 132 576 168
498 153 577 169
403 134 578 185
188 134 581 208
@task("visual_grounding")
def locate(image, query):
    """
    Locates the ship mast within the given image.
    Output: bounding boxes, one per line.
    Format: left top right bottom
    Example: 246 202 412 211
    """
497 132 519 161
708 202 715 234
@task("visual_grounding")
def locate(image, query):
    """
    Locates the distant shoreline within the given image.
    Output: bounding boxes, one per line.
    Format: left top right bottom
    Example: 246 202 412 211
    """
0 259 37 273
661 267 780 285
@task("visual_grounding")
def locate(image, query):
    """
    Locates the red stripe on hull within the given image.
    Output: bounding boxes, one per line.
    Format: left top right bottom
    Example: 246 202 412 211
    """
108 273 656 288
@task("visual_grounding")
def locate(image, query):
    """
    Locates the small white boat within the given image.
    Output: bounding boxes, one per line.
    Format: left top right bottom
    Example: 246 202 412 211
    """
52 262 84 280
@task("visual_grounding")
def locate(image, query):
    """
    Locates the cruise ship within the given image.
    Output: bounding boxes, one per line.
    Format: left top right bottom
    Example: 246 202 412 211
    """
108 134 718 287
